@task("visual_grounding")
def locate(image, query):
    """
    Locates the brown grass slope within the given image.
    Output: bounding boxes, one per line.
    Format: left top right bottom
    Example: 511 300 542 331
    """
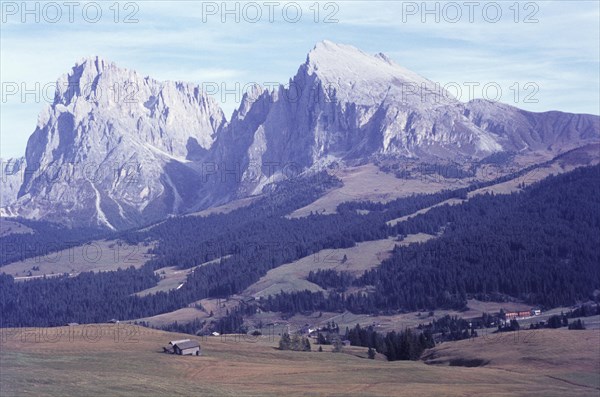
422 329 600 392
1 325 598 397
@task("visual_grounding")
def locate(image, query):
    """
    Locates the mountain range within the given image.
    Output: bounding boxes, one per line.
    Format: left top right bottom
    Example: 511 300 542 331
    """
2 40 599 229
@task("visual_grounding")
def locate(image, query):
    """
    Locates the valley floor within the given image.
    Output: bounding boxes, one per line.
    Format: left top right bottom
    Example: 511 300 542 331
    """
1 325 598 396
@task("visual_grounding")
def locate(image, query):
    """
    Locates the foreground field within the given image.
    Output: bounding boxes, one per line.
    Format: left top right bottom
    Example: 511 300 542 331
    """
423 329 600 390
1 325 598 396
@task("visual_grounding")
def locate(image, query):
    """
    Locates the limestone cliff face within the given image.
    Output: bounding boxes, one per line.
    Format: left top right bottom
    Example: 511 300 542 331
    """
3 43 598 229
4 57 225 229
210 41 598 196
1 157 26 208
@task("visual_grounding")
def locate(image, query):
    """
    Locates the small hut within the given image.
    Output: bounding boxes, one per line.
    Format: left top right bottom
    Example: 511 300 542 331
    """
163 339 201 356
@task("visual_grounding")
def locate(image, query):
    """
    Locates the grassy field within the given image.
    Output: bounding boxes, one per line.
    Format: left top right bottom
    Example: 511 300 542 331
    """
189 196 260 217
241 298 535 337
1 325 598 396
242 237 398 298
134 296 538 334
139 196 261 232
243 234 434 299
0 220 33 237
288 164 472 218
386 198 464 226
292 146 599 222
468 145 600 197
423 328 600 390
387 146 600 227
1 240 154 280
135 256 230 297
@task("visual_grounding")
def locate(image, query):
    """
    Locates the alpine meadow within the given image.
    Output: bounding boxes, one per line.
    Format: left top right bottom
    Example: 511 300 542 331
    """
1 2 599 396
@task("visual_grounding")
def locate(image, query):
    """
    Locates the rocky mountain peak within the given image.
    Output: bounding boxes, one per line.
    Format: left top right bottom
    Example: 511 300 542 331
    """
2 43 598 230
303 40 454 107
5 57 228 229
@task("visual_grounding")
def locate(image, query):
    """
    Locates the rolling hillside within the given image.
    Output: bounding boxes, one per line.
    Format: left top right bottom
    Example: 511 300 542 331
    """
1 325 597 397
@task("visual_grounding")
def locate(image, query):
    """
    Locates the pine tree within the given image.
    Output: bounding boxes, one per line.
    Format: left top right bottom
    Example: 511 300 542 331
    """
317 332 327 345
291 334 302 351
568 319 585 330
279 333 291 350
368 347 376 359
303 338 311 351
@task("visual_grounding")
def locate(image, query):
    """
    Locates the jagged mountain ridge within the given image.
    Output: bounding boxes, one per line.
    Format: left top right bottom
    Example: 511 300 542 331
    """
3 57 225 229
2 41 599 229
209 41 598 197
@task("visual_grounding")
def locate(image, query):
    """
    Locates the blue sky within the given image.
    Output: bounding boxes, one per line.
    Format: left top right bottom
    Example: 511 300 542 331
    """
1 0 599 158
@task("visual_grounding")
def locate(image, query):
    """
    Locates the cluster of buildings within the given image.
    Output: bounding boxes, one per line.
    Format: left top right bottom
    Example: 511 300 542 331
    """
503 308 541 321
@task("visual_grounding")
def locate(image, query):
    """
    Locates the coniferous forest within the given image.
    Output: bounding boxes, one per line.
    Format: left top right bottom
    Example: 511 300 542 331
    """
261 166 600 313
1 166 599 327
345 324 435 361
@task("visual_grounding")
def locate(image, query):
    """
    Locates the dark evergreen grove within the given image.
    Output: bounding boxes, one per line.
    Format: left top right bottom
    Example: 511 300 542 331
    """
1 165 599 327
307 269 354 291
0 219 108 266
361 164 600 309
0 267 162 326
261 165 600 313
345 323 435 361
278 333 312 352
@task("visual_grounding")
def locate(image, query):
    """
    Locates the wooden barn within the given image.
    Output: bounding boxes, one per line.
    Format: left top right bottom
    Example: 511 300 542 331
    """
163 339 201 356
